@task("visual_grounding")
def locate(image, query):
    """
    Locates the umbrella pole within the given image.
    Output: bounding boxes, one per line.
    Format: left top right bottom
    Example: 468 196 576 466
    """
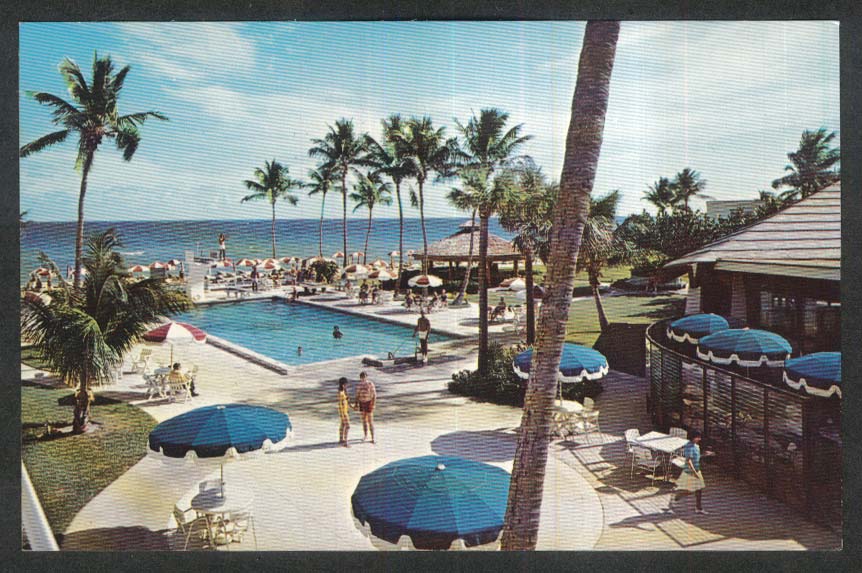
220 463 224 497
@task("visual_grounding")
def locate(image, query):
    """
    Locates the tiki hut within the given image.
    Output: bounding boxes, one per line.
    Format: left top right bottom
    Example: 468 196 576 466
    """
412 221 523 285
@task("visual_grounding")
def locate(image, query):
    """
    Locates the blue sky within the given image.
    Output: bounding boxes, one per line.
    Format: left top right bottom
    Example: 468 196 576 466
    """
19 21 839 221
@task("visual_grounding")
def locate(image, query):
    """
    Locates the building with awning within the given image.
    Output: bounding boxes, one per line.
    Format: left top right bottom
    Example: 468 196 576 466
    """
664 184 840 353
412 221 524 284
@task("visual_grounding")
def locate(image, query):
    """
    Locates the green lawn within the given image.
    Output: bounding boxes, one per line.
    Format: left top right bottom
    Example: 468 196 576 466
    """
564 292 686 348
21 346 50 370
22 383 157 540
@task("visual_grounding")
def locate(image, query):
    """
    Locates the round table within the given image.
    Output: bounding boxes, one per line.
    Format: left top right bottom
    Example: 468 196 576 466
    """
191 484 255 547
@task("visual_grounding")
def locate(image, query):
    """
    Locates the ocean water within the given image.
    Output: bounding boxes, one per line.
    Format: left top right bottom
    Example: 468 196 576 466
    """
172 299 454 366
19 217 513 285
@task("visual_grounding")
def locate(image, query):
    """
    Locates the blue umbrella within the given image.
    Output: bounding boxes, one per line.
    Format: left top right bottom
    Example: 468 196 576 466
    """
696 328 792 367
148 404 293 487
351 455 510 550
783 352 841 398
667 313 729 344
512 342 609 383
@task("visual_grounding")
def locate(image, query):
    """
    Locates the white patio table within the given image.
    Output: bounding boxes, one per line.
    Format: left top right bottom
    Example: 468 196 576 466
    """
634 431 689 481
191 484 254 547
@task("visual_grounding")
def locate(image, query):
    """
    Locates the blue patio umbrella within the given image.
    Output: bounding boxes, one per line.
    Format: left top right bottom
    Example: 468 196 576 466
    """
148 404 293 488
667 313 729 344
512 342 609 383
783 352 841 398
696 328 792 367
351 455 510 550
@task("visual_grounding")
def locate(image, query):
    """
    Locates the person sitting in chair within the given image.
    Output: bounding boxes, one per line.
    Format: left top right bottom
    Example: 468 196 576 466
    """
490 297 507 321
169 362 198 397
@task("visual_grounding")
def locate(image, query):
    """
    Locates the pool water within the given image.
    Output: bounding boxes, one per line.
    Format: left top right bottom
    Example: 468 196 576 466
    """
173 300 454 366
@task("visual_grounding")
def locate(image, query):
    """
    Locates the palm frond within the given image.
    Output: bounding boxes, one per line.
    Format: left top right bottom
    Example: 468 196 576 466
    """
20 129 70 158
113 125 140 161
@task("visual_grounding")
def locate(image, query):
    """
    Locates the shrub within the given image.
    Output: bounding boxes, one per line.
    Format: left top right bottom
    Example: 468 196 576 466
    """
448 342 605 407
448 343 525 406
310 260 339 283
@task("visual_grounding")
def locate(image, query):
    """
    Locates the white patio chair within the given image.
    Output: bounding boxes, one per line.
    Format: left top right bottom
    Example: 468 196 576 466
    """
624 429 641 467
173 505 208 550
143 374 163 400
224 508 257 549
129 349 152 374
551 408 573 439
630 445 662 485
579 410 601 443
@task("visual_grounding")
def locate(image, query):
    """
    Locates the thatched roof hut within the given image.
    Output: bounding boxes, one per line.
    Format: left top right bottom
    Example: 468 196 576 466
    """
413 222 523 264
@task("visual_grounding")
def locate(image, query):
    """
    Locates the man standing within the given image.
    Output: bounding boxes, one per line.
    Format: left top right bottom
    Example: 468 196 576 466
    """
413 309 431 364
218 233 227 261
354 372 377 444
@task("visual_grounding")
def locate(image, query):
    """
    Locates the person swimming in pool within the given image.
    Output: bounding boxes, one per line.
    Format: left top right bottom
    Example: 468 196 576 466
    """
297 346 303 356
333 325 343 340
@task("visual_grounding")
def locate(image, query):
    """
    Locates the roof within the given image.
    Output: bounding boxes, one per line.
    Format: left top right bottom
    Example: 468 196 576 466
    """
665 186 840 281
414 230 523 261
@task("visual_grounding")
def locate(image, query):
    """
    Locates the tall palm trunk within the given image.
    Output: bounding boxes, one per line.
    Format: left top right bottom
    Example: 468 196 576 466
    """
363 209 373 265
454 209 477 304
73 365 90 433
501 20 619 551
590 268 610 331
73 153 94 288
524 245 535 345
418 178 429 275
271 201 277 257
396 181 404 293
318 193 326 258
342 167 349 266
477 212 490 376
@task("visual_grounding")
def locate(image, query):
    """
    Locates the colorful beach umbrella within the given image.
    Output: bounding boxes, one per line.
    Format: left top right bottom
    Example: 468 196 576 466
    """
149 261 168 269
697 328 792 367
235 258 256 267
31 267 52 277
368 269 395 281
370 258 389 269
260 259 281 270
351 455 510 550
167 259 183 267
408 274 443 288
783 352 841 398
342 264 370 278
148 404 293 490
279 256 295 264
512 342 609 383
128 264 149 274
667 313 730 344
211 260 233 269
332 251 346 259
143 321 207 364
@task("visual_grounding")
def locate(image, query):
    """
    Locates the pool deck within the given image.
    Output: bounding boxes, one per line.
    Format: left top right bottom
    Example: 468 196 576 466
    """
25 287 840 551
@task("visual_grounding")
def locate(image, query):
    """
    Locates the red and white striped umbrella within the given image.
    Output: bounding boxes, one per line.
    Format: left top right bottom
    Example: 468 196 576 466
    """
332 251 346 259
261 260 281 270
167 259 183 267
350 251 365 259
128 264 149 273
211 260 233 269
370 258 389 269
408 274 443 288
32 267 52 277
343 264 370 275
368 269 395 281
150 261 168 270
143 321 207 364
279 256 295 264
235 258 256 267
388 250 400 257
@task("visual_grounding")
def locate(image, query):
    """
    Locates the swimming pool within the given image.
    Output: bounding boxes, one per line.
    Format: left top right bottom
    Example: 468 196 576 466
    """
172 299 454 366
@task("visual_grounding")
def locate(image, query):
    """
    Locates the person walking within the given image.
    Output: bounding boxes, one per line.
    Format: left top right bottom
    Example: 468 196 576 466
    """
665 430 708 514
354 372 377 444
413 310 431 364
337 377 353 447
218 233 227 261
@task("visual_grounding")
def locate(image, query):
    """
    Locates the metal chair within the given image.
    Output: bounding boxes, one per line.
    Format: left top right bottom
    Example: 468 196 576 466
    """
630 445 662 485
172 505 208 550
224 508 257 549
624 429 641 467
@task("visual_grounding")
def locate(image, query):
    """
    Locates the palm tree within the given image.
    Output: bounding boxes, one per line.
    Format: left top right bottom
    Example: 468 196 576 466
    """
671 168 706 211
241 159 302 257
306 164 339 258
501 20 620 551
454 109 532 376
498 163 555 345
350 173 393 264
390 116 458 274
643 177 675 214
577 190 631 332
771 128 841 200
446 179 480 305
21 229 188 433
19 53 168 288
366 115 415 287
309 119 371 265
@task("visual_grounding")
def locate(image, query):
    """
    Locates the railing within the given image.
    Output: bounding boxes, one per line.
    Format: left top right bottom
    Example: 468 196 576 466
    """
21 463 59 551
645 319 841 531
